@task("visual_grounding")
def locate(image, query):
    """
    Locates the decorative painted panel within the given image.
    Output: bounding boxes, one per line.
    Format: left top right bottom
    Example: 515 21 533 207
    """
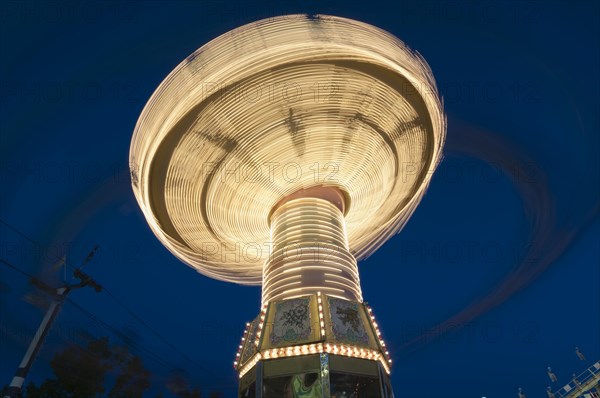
327 297 369 346
270 296 313 347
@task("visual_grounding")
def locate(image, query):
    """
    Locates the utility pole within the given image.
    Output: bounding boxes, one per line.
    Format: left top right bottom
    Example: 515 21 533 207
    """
4 246 102 398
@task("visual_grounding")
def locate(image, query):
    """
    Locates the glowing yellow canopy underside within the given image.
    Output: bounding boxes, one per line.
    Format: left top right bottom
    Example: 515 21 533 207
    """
130 14 446 285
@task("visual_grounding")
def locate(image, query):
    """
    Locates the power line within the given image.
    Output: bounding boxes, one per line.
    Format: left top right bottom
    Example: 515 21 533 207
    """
0 218 97 276
63 297 234 388
1 258 178 372
1 219 218 373
1 258 233 392
0 220 232 384
0 258 37 281
0 218 41 247
63 297 181 372
0 217 77 277
2 247 102 398
101 286 220 377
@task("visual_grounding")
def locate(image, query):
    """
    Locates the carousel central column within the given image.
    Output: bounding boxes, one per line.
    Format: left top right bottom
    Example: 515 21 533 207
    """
263 188 362 304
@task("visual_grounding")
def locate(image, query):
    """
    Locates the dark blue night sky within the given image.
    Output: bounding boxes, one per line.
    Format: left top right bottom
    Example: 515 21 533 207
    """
1 1 598 397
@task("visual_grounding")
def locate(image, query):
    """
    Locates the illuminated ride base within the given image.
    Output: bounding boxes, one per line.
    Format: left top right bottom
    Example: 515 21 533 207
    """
130 15 445 398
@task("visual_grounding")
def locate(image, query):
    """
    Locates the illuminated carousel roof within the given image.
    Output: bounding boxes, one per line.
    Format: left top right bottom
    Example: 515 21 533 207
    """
130 14 446 284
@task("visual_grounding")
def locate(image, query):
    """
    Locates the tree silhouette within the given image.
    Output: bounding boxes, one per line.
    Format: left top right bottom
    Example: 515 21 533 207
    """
2 336 220 398
9 336 150 398
109 355 151 398
52 336 113 396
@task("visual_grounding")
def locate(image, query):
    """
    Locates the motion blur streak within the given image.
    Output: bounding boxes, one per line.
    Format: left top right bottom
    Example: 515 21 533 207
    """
399 119 599 355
